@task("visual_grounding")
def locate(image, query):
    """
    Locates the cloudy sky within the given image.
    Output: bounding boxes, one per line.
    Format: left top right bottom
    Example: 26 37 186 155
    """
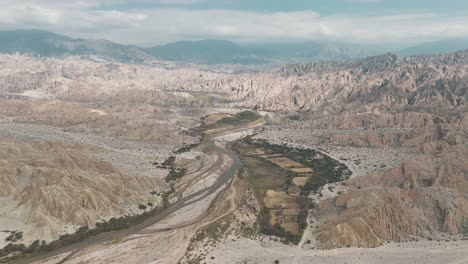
0 0 467 47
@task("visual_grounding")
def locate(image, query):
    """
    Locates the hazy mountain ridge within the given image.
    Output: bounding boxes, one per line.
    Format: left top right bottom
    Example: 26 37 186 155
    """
145 39 267 65
146 39 380 64
399 38 468 56
1 29 467 66
0 30 154 63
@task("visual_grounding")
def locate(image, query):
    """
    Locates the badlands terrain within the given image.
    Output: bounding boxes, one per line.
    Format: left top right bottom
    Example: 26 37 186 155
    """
0 50 467 264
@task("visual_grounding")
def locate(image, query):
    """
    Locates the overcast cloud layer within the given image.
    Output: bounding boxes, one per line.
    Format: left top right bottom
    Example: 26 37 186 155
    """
0 0 467 46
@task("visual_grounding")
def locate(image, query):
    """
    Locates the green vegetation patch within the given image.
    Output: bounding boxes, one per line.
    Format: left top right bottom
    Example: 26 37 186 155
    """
5 231 22 243
166 167 188 182
158 155 188 183
463 219 468 237
201 111 261 132
233 136 350 245
0 203 168 262
238 154 293 197
244 138 351 196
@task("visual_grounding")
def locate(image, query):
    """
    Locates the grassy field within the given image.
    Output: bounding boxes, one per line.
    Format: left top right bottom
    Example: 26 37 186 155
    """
236 145 292 197
200 111 262 136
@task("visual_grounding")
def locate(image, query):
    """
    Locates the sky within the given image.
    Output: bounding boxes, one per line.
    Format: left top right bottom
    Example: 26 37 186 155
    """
0 0 467 47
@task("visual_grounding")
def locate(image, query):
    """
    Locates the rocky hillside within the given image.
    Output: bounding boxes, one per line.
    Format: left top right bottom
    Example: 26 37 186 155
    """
314 128 468 248
0 51 468 115
0 54 215 247
0 139 161 244
0 54 223 107
177 50 468 114
0 50 467 252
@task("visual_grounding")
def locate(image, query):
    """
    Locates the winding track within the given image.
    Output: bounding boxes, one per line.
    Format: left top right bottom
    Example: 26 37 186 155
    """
11 118 263 264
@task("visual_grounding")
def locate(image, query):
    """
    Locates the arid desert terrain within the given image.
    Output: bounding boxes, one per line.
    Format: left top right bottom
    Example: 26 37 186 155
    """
0 49 467 264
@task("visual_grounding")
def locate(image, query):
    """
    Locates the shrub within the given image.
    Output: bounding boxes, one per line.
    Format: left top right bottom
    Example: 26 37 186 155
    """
463 219 468 236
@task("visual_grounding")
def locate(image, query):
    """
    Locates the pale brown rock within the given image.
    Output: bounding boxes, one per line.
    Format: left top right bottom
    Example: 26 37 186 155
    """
313 144 468 249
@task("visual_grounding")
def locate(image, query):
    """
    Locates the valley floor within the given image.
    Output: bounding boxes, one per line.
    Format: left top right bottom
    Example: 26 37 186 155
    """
5 113 468 264
203 238 468 264
1 51 467 264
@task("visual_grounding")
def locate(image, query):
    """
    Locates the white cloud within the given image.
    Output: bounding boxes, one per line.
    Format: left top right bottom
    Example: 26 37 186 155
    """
0 2 148 33
0 4 63 26
0 0 207 8
107 9 468 46
0 1 467 46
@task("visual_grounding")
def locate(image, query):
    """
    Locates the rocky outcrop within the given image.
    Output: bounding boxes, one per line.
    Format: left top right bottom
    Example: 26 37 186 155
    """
0 54 225 107
173 50 468 114
0 139 161 242
2 51 467 115
313 144 468 249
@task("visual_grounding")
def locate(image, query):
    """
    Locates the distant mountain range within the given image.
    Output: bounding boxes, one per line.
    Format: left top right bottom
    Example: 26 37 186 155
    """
0 30 467 64
146 40 382 64
0 30 153 63
146 39 264 64
398 38 468 56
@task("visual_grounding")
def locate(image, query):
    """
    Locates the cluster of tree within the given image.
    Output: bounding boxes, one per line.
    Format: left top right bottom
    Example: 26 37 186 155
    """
256 207 300 245
463 220 468 236
161 156 176 167
0 205 167 262
5 231 22 242
156 155 187 183
296 196 315 231
174 142 200 154
165 167 187 182
261 222 301 245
